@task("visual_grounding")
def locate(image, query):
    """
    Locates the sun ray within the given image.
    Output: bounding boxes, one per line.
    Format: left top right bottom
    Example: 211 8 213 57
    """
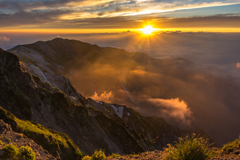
139 25 157 35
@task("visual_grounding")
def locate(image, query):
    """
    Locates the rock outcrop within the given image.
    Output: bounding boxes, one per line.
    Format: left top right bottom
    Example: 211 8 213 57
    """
0 48 186 158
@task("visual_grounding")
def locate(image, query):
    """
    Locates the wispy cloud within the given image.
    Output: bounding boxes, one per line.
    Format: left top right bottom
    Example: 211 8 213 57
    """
0 36 10 42
0 0 240 30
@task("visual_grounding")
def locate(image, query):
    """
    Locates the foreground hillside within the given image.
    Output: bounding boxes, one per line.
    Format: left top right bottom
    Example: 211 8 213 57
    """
8 38 240 145
0 48 189 159
0 119 56 159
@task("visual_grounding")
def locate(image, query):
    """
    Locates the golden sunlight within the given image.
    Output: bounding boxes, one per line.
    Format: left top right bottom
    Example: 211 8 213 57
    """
140 25 156 35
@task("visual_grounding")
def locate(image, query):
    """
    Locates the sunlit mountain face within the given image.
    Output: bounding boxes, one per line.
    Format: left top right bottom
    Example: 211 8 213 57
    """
0 0 240 149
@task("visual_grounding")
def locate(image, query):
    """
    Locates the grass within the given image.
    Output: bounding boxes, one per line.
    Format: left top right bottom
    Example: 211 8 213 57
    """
110 153 121 158
2 144 19 159
162 134 215 160
1 144 36 160
19 146 36 160
221 139 239 154
0 106 85 160
16 119 69 148
82 155 93 160
82 149 106 160
92 149 106 160
16 119 84 159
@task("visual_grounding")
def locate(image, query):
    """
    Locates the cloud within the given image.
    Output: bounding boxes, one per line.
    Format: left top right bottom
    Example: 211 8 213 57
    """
147 98 193 126
90 91 114 103
0 36 10 42
236 63 240 68
156 15 240 28
0 0 240 30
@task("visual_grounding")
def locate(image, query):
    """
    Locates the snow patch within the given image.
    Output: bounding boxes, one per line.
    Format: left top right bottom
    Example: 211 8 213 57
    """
96 101 103 105
111 105 124 118
39 70 51 85
127 112 130 116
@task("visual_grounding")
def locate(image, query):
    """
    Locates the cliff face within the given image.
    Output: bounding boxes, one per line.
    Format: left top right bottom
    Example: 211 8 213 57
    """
0 48 183 158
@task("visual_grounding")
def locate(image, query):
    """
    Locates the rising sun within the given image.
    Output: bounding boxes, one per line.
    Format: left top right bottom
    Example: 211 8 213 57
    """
140 25 156 35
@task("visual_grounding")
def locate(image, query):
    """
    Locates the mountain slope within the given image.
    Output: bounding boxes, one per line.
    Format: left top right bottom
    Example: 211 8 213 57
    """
0 119 56 160
0 48 187 158
8 38 240 145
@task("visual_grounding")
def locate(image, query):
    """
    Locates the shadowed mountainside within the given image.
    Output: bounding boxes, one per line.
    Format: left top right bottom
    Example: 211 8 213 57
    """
0 48 188 158
7 38 240 145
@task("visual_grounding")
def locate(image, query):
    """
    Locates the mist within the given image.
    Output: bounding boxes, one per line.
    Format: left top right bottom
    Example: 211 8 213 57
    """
4 32 240 145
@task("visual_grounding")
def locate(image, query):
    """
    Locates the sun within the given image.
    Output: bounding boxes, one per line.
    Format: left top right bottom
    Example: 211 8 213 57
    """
140 25 156 35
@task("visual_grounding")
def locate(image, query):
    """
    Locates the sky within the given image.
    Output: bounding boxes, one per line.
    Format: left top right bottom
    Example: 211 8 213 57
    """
0 0 240 33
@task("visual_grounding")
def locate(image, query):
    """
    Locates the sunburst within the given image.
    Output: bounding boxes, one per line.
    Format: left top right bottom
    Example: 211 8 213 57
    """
140 25 156 35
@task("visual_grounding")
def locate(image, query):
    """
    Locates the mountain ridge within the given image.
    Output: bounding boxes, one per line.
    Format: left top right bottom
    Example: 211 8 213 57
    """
0 47 189 159
8 38 240 145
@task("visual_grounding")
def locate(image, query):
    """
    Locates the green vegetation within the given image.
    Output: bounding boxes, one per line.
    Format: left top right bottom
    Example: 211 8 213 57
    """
1 144 35 160
0 106 85 160
110 153 121 158
163 134 215 160
0 140 4 145
82 149 106 160
82 155 93 160
7 138 11 143
16 119 84 159
92 149 106 160
221 139 239 154
76 151 84 158
2 144 19 159
16 119 69 148
19 146 36 160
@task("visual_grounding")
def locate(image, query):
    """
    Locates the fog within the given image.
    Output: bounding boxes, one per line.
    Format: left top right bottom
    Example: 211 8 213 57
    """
4 32 240 145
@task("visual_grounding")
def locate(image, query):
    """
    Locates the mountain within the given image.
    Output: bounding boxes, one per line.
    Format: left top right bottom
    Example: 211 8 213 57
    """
0 48 187 159
0 119 56 159
7 38 240 145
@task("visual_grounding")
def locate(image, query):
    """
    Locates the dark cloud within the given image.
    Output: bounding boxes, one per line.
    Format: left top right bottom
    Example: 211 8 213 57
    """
0 9 72 28
157 15 240 28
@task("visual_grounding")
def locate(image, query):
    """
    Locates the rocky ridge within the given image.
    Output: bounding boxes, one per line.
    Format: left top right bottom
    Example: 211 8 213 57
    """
8 38 240 146
0 48 185 159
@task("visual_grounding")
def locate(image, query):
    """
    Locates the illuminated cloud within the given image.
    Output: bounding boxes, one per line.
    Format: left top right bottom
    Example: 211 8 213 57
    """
0 0 240 31
90 91 114 103
236 63 240 69
0 36 10 42
148 98 193 125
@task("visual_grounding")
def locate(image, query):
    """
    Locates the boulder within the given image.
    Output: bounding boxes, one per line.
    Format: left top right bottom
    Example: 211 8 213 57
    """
0 119 12 133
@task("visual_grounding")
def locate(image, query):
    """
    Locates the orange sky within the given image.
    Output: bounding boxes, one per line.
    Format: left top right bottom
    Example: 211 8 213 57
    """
0 0 240 33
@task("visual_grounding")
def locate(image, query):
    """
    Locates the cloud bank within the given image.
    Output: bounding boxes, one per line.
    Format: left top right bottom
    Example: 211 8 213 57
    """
147 98 193 126
0 36 10 42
